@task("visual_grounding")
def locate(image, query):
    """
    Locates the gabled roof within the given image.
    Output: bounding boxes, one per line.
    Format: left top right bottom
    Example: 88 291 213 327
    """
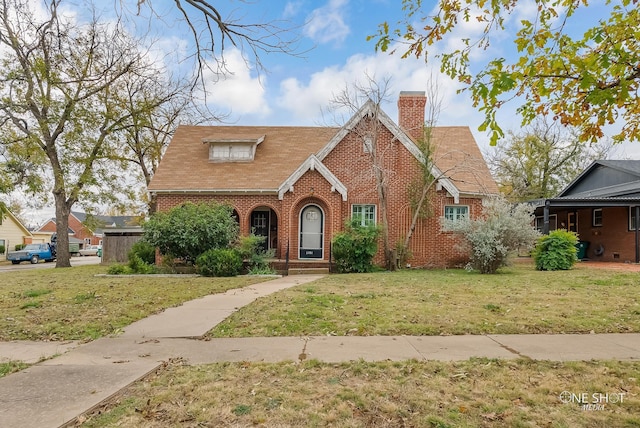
149 126 339 193
559 160 640 198
149 105 497 200
1 208 32 237
315 100 497 200
278 155 348 201
71 212 137 228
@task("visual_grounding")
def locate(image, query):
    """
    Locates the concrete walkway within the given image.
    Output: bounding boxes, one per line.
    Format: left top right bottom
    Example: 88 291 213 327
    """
1 274 640 428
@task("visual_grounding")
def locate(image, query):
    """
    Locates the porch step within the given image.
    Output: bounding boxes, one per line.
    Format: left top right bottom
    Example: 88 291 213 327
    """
287 267 330 275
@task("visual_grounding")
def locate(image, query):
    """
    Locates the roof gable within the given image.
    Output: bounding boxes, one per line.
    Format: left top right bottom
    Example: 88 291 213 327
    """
1 209 32 236
315 99 462 202
278 155 347 201
559 160 640 197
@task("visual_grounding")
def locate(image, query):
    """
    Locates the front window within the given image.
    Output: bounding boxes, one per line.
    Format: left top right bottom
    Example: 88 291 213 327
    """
593 208 603 227
352 204 376 226
535 214 557 232
629 207 640 231
444 205 468 222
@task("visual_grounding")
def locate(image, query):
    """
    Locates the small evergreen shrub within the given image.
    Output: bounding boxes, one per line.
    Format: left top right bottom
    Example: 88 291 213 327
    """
128 253 157 274
0 245 5 255
107 264 132 275
14 244 24 251
128 240 156 265
332 218 380 273
532 229 578 271
235 234 276 275
196 248 243 277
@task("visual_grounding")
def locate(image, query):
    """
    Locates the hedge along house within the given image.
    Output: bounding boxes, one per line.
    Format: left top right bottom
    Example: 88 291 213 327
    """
148 92 498 270
534 160 640 263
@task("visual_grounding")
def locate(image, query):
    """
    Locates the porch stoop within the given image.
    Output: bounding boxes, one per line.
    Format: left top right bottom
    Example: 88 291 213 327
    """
269 259 332 275
287 267 330 275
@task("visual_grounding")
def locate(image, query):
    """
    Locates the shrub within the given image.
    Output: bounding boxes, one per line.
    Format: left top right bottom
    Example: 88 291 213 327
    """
443 197 540 274
332 218 380 273
107 264 132 275
14 244 24 251
144 202 239 263
128 253 157 274
196 248 243 277
532 229 578 271
128 240 156 265
235 234 275 275
0 245 5 255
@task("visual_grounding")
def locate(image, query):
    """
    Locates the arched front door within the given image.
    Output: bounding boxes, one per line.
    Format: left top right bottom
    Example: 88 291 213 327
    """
299 205 323 259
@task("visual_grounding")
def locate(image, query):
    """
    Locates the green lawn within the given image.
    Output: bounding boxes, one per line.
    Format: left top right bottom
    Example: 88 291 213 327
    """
0 265 269 341
209 263 640 337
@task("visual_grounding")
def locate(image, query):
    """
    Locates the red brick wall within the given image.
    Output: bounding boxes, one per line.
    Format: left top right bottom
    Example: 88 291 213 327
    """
555 207 640 262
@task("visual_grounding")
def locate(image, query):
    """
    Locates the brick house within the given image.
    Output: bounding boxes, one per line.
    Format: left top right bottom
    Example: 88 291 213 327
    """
534 160 640 263
148 92 499 268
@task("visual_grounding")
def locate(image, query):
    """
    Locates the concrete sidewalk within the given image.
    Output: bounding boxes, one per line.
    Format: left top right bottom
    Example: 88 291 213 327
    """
1 274 640 428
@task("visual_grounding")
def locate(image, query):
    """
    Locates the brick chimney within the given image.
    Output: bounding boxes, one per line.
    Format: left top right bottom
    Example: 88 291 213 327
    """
397 91 426 141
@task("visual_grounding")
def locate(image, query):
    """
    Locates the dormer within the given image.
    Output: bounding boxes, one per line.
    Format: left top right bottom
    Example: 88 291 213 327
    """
203 135 265 162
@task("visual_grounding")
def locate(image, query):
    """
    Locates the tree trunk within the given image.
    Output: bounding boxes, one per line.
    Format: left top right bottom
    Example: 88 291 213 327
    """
53 193 72 268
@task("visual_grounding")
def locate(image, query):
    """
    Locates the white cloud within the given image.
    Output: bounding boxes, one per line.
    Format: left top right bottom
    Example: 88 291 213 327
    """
283 1 304 19
304 0 350 45
275 47 474 128
201 49 270 117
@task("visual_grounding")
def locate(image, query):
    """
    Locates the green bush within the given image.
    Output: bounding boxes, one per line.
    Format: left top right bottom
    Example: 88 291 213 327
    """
235 234 275 275
128 240 156 265
14 244 24 251
196 248 243 277
532 229 578 271
332 218 380 273
0 245 5 255
128 253 157 274
143 202 239 263
107 264 132 275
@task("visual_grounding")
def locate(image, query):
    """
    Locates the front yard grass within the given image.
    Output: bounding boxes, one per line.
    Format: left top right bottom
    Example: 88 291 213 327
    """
82 358 640 427
0 265 269 341
208 263 640 338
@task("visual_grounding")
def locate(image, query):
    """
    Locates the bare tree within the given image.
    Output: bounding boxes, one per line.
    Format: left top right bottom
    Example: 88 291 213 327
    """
328 77 397 269
128 0 304 83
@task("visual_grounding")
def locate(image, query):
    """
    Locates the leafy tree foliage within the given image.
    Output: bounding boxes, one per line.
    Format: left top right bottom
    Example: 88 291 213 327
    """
486 119 613 201
143 202 239 262
370 0 640 145
443 197 539 273
332 218 381 273
532 229 579 271
0 0 175 267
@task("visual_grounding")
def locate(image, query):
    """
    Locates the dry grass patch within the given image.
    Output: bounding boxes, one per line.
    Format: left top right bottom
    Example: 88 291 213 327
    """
0 265 269 341
209 263 640 338
81 358 640 427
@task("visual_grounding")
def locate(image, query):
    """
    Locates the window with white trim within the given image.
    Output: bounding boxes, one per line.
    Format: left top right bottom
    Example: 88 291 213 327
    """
593 208 603 227
444 205 468 222
629 207 640 231
352 204 376 226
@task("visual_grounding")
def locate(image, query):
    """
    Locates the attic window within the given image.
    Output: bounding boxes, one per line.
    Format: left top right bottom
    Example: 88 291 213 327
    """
203 135 265 162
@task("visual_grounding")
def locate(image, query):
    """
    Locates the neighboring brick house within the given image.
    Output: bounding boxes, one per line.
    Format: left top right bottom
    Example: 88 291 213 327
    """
534 160 640 263
148 91 499 268
36 211 139 248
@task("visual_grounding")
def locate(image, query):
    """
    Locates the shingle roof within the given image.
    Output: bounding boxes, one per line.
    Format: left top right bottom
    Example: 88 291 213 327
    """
148 126 339 192
429 127 499 195
148 124 497 196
